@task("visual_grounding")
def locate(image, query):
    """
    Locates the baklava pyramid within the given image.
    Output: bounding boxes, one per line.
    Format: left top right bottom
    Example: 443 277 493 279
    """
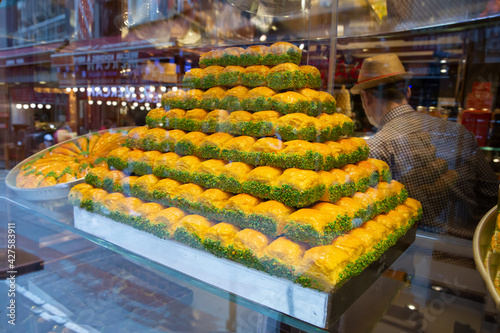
70 42 421 292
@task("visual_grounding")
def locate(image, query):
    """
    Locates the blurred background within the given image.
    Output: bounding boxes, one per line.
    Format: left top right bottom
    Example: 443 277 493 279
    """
0 0 499 170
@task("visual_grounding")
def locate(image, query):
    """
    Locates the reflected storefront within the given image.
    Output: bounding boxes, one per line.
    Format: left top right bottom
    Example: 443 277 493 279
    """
51 35 180 131
0 1 498 168
1 1 500 332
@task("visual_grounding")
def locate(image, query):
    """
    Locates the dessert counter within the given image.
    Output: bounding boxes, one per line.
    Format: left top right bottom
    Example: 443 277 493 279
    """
2 191 499 332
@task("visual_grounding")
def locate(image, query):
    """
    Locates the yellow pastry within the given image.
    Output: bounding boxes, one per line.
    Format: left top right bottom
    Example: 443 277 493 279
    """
261 237 307 266
185 109 208 121
276 168 321 191
247 166 283 185
252 200 295 234
222 136 256 151
297 245 350 290
153 152 181 171
232 229 272 254
175 156 204 172
195 159 227 176
134 174 160 193
150 207 186 236
220 162 254 182
251 138 284 153
135 202 165 220
177 215 215 236
152 178 182 197
287 209 335 232
224 194 261 214
204 222 241 246
102 193 126 213
198 189 232 209
174 184 205 203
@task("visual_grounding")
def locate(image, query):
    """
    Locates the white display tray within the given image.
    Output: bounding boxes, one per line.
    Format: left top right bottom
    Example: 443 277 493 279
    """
473 206 500 311
74 207 415 328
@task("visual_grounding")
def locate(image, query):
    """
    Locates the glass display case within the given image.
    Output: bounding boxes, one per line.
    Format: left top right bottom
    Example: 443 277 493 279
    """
2 182 499 332
1 0 500 332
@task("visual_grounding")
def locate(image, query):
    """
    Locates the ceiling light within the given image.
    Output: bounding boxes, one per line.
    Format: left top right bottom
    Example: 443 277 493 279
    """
80 87 85 92
407 304 417 311
120 87 125 92
112 101 118 106
106 101 112 105
45 104 52 109
156 103 162 107
140 106 145 110
97 100 103 105
30 103 36 108
16 104 22 109
23 104 29 109
299 44 304 50
111 87 117 92
260 35 267 42
150 86 155 92
66 87 71 92
102 87 109 93
145 103 150 107
121 102 127 106
88 100 94 105
440 69 447 73
130 87 135 92
172 87 178 92
160 86 166 92
139 87 145 92
37 104 43 109
87 87 92 92
72 87 78 92
39 81 46 84
440 59 447 63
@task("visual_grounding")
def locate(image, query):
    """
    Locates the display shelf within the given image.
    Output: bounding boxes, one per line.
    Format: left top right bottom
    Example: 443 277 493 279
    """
72 206 415 328
0 195 326 332
2 187 416 330
3 194 500 332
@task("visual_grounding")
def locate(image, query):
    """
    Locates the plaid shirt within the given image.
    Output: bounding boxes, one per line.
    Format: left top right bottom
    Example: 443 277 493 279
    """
368 104 499 239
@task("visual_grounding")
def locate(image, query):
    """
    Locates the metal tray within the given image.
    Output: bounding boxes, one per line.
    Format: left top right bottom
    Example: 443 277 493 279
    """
74 207 416 329
5 127 132 201
473 205 500 310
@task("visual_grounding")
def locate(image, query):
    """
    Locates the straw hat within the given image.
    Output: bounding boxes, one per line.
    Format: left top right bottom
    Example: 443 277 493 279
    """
350 53 412 94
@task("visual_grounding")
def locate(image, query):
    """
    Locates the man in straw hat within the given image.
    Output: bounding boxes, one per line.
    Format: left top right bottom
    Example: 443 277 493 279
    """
351 53 498 239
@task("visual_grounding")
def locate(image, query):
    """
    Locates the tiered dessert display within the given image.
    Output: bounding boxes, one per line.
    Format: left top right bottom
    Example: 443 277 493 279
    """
69 42 421 294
